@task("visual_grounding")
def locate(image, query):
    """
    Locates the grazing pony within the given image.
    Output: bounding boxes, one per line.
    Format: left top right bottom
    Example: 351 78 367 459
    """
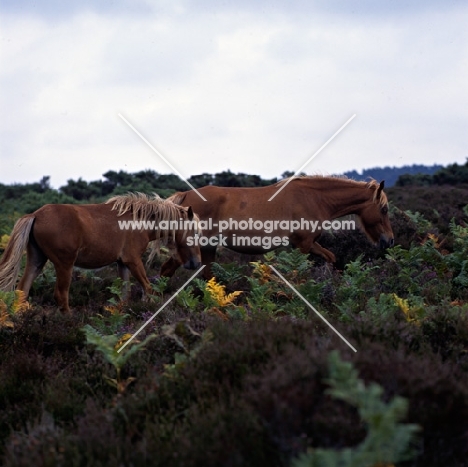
161 176 394 278
0 193 202 312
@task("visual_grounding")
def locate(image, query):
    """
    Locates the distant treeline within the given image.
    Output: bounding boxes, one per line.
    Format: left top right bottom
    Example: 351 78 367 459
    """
394 159 468 186
1 161 467 217
343 164 444 187
0 170 278 216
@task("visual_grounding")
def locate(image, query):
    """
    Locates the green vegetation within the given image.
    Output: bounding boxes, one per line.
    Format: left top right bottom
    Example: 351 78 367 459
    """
82 322 156 395
293 351 419 467
0 169 279 220
0 165 468 465
0 162 456 221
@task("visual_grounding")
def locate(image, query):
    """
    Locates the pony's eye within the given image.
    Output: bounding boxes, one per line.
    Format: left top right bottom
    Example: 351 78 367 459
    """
381 206 388 215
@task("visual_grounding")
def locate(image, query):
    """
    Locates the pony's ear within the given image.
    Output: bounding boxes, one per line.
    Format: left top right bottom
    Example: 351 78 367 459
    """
376 180 385 200
187 206 194 221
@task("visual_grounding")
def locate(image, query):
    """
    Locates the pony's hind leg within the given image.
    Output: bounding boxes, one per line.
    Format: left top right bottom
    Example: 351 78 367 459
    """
18 241 48 297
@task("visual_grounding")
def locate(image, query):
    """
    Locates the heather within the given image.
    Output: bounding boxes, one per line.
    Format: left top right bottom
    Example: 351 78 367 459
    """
0 198 468 465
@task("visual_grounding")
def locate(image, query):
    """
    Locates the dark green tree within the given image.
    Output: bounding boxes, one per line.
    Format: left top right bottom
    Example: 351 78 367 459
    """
59 178 100 201
187 173 214 188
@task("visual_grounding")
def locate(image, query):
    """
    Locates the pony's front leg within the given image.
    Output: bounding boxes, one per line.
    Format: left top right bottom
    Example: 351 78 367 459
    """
201 247 217 279
160 257 182 277
308 242 336 263
292 233 336 263
52 262 74 313
117 261 131 300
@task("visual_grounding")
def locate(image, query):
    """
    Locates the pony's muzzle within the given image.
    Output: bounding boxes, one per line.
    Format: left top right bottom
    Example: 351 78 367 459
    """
379 234 394 249
183 258 202 270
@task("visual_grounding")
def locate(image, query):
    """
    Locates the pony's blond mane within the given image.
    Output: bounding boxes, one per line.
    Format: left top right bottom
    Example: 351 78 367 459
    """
364 179 388 207
167 192 186 205
276 175 388 207
105 192 199 264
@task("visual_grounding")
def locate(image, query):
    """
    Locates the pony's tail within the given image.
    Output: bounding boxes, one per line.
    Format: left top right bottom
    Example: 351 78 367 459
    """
0 216 35 291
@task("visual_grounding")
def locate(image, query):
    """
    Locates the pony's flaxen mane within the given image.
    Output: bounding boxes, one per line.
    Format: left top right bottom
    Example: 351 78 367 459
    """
276 175 388 207
106 192 182 223
167 192 186 205
105 192 198 264
365 179 388 206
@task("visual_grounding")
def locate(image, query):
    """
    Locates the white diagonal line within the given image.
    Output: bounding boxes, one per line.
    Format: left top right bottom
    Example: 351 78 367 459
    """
118 113 207 202
117 266 205 353
268 114 356 202
269 265 357 352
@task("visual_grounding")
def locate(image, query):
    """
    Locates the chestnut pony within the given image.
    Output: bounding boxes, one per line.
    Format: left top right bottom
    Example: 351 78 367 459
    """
161 176 394 279
0 193 202 312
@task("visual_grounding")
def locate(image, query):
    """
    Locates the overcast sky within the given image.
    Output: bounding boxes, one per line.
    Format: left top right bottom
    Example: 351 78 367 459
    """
1 0 467 188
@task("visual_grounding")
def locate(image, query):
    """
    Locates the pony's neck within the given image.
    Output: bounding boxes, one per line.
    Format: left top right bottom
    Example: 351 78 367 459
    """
308 179 374 219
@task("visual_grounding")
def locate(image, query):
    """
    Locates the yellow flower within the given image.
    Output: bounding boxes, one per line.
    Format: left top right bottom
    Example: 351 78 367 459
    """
104 305 122 315
250 261 272 283
393 293 410 316
0 234 10 250
115 333 133 350
0 302 13 328
424 233 442 249
206 277 242 307
12 290 30 313
393 293 424 325
0 290 29 327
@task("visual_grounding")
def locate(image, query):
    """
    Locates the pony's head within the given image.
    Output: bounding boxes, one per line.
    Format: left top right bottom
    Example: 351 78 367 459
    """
358 180 394 249
170 206 203 270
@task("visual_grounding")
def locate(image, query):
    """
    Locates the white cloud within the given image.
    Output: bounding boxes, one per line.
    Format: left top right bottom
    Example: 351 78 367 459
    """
0 3 467 188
